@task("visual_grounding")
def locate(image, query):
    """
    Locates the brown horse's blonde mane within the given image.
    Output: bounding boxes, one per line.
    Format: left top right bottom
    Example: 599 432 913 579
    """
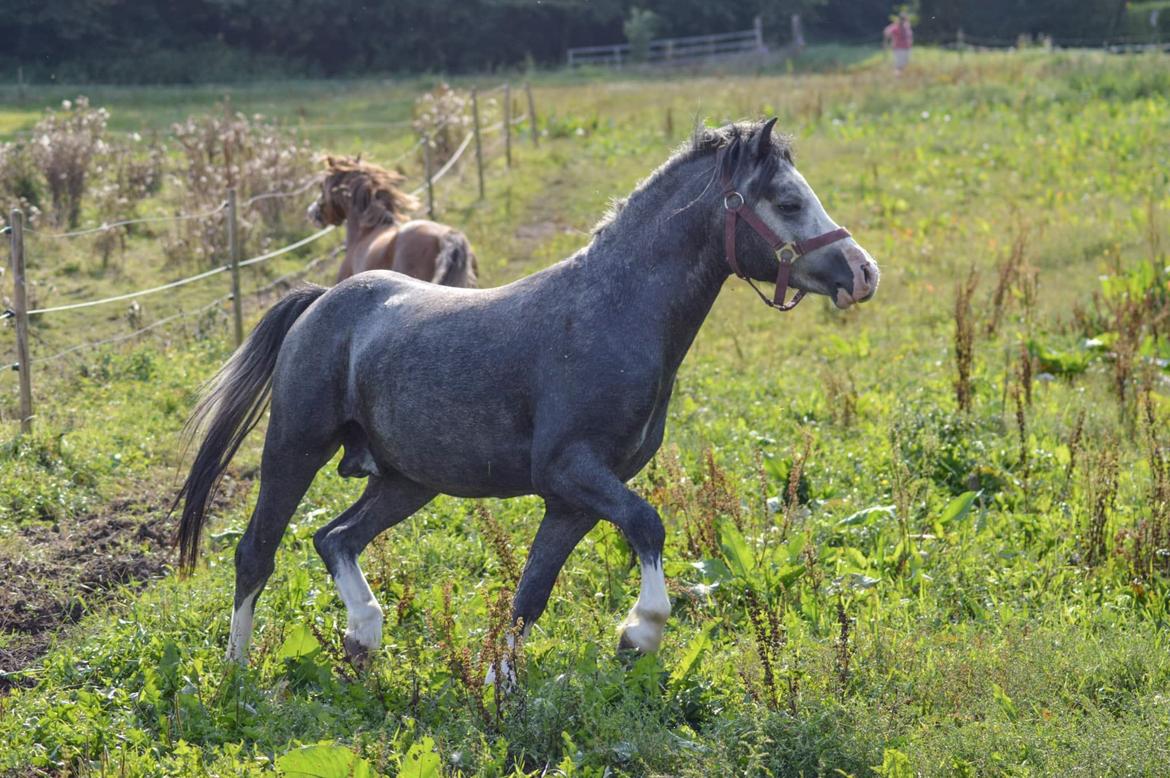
322 156 419 229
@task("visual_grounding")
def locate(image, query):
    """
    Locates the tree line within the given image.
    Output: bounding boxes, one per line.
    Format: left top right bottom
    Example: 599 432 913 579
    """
1 0 1150 84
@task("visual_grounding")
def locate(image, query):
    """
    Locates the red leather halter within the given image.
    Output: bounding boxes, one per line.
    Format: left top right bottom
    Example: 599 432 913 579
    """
717 148 851 311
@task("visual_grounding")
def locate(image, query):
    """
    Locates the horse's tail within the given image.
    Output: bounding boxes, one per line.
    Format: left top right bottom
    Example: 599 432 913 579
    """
431 229 479 288
173 284 327 573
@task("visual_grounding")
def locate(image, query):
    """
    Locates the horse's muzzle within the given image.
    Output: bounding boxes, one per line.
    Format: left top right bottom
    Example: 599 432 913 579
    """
834 245 879 309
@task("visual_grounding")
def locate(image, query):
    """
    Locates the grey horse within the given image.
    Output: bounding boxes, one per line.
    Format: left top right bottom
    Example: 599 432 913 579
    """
174 119 879 671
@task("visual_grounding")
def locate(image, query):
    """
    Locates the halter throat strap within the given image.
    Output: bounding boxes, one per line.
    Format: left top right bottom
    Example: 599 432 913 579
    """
716 146 851 311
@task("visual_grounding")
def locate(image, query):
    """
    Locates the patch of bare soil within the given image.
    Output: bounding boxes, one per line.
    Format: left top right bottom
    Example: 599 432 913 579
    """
0 473 250 691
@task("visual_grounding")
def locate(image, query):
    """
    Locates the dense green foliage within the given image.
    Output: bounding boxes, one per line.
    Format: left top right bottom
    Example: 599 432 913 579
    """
918 0 1132 42
1 0 1155 84
3 0 824 82
2 48 1170 775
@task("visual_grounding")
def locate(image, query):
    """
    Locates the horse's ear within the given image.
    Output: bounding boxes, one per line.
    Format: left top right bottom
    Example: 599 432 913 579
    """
753 118 778 158
720 132 746 184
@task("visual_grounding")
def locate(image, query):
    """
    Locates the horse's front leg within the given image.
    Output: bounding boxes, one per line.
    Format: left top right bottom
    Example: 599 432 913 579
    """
485 500 598 687
538 446 671 654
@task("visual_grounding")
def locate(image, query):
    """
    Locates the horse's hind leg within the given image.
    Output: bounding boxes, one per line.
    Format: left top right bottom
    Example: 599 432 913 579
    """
228 438 334 663
313 473 435 666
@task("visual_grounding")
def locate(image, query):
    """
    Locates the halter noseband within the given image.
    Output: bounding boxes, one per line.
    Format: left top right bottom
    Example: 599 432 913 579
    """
717 147 851 311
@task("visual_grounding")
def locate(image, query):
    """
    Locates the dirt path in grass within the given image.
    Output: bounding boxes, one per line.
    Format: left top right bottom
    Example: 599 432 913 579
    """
0 472 252 691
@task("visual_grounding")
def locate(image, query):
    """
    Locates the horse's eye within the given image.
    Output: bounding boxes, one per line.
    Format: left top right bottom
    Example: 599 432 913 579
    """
776 201 803 215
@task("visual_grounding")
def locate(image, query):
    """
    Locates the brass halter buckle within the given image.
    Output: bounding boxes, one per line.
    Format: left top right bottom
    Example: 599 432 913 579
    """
775 242 799 263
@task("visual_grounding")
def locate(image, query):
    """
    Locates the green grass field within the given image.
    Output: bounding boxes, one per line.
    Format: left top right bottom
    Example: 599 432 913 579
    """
1 48 1170 776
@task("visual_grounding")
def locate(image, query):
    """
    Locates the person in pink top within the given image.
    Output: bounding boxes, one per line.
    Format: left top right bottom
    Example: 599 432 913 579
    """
883 11 914 75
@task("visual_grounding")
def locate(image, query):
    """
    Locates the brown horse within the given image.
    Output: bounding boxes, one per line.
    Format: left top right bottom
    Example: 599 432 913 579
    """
307 156 479 286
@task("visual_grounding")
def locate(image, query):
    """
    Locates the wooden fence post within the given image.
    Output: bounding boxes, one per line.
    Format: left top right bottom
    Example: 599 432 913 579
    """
524 83 539 147
227 188 243 347
423 137 436 218
503 83 513 168
471 87 485 200
9 209 32 433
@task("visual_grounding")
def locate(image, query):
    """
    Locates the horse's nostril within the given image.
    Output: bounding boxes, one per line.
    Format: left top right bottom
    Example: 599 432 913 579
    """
861 263 873 287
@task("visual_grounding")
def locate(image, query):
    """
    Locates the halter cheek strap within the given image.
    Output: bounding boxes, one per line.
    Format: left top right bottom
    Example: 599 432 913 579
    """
717 147 851 311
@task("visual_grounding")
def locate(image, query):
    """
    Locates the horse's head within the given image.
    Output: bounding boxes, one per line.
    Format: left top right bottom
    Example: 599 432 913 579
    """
714 119 878 310
307 156 349 227
308 156 419 230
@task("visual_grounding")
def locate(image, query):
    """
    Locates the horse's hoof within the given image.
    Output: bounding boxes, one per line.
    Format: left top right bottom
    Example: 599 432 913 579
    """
617 615 665 654
225 647 248 665
343 635 374 671
617 631 641 653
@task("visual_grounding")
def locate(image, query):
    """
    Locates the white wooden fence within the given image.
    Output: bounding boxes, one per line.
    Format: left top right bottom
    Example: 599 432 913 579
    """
567 19 766 68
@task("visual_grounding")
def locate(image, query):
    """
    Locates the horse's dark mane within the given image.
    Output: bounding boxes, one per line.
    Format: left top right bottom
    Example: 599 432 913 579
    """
683 120 793 168
323 156 419 229
592 120 793 237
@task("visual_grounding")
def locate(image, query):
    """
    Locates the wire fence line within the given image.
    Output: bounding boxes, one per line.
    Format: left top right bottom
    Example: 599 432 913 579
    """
11 94 515 320
28 264 232 317
385 137 427 167
10 248 337 372
248 251 335 299
19 174 319 241
294 111 487 137
22 225 335 317
296 118 414 132
24 202 229 240
248 110 476 138
0 221 338 378
235 225 335 270
241 175 322 207
482 112 530 136
409 130 475 198
26 295 233 368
